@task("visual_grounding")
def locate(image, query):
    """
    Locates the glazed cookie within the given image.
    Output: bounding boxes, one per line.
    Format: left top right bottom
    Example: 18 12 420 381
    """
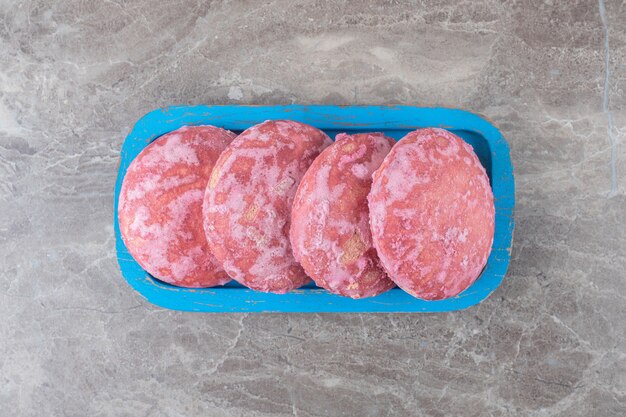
203 120 332 293
290 133 396 298
368 128 495 300
118 125 236 288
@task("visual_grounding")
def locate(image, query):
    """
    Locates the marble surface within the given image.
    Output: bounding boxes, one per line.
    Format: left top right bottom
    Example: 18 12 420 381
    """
1 0 625 415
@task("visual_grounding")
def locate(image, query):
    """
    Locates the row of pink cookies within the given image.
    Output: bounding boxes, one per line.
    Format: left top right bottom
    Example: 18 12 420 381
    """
118 120 494 301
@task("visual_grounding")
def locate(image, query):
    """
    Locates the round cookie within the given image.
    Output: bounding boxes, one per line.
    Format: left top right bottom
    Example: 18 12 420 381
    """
290 133 396 298
118 125 236 288
203 120 332 293
368 128 495 300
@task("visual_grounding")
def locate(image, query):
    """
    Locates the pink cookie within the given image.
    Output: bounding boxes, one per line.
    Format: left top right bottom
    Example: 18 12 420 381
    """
203 120 332 293
118 125 236 288
290 133 396 298
368 128 495 300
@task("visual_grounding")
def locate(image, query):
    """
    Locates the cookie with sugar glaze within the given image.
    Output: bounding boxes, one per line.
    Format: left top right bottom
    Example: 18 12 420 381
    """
290 133 396 298
118 125 236 288
203 120 332 293
368 128 495 300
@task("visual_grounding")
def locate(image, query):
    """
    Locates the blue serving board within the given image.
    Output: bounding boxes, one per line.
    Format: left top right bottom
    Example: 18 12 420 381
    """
114 105 514 313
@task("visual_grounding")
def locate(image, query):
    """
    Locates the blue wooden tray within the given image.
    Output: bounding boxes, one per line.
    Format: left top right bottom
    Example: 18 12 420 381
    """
114 105 514 313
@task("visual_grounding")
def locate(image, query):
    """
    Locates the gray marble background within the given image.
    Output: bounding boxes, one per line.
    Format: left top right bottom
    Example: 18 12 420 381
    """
1 1 625 416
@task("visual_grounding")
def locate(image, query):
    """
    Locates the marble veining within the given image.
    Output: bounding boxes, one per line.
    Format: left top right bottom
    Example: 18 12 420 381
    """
0 0 624 416
598 0 619 197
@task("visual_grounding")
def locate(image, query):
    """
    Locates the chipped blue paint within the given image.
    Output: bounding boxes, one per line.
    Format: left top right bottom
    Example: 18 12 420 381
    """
114 105 515 313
